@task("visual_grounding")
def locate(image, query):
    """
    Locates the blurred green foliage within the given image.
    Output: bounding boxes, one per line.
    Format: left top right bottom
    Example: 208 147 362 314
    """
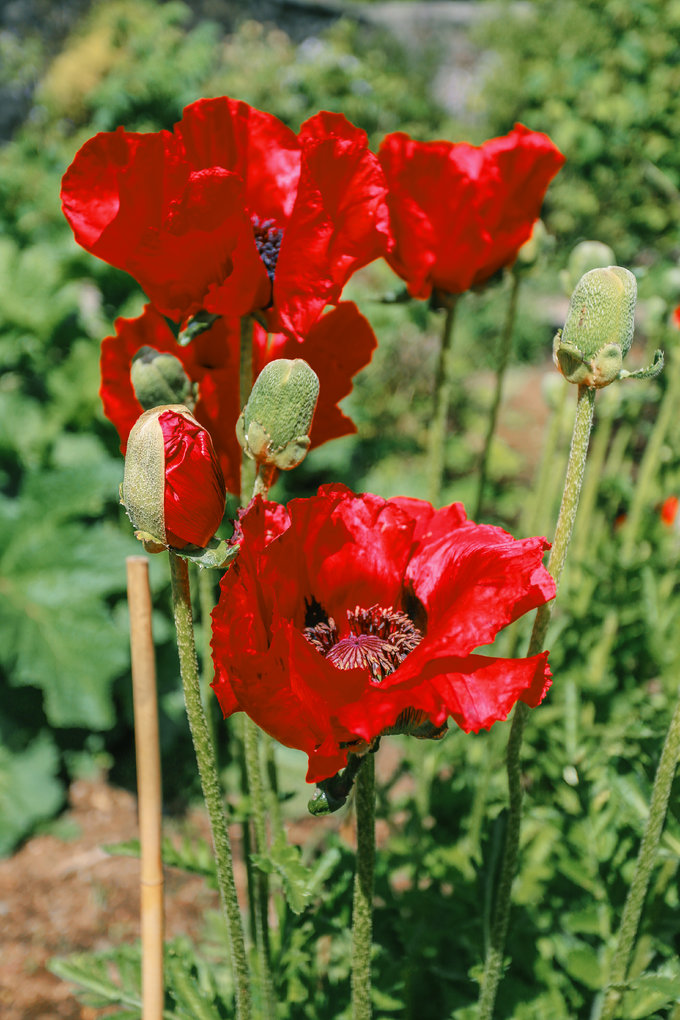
477 0 680 263
2 0 680 1016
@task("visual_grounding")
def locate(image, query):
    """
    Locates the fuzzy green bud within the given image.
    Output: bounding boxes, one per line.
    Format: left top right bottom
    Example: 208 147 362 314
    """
553 266 639 388
560 241 617 297
236 359 320 470
131 346 195 410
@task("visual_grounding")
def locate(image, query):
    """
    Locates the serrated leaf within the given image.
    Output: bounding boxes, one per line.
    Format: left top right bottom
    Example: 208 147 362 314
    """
252 833 321 914
105 835 217 881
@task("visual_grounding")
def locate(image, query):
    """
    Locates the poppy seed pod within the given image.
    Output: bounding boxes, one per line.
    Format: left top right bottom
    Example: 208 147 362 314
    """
553 266 637 388
236 358 320 470
130 346 196 410
122 405 225 549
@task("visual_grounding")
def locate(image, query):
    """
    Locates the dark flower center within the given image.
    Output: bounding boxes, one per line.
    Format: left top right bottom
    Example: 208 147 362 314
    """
304 604 423 683
252 215 284 283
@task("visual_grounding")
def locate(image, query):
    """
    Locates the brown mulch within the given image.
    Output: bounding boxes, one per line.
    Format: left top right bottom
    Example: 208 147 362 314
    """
0 777 224 1020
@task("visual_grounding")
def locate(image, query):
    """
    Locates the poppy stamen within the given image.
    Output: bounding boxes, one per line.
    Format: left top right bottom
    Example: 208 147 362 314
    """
252 215 284 282
303 604 422 682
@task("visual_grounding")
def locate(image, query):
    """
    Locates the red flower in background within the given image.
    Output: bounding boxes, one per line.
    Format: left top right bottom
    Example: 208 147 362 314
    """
211 485 555 782
122 406 225 549
62 97 390 339
660 496 679 527
378 123 565 299
100 302 377 494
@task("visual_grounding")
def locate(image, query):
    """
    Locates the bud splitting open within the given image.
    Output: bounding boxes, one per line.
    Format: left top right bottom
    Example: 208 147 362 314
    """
122 405 225 550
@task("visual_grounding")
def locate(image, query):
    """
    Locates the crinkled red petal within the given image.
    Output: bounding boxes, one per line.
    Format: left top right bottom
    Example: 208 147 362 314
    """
62 128 268 321
271 112 391 339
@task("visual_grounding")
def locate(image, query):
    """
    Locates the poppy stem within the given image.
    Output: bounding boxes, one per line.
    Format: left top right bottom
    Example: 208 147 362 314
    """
427 296 459 506
168 550 251 1020
238 314 278 1015
478 383 596 1020
243 715 276 1017
240 315 256 501
595 686 680 1020
473 272 521 520
351 751 375 1020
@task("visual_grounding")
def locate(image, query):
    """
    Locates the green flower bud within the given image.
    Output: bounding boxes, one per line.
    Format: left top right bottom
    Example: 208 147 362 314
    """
560 241 617 297
131 346 196 410
553 266 639 388
236 359 320 470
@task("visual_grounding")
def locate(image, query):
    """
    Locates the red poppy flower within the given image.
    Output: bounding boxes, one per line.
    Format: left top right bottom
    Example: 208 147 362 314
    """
100 301 377 495
660 496 679 527
61 97 390 339
122 405 225 549
210 485 555 783
378 123 565 299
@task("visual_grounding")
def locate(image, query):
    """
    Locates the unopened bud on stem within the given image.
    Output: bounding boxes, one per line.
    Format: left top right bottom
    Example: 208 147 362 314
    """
553 266 663 387
131 346 196 410
236 358 319 470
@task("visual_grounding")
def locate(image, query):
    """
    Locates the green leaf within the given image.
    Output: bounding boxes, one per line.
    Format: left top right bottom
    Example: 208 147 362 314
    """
252 833 321 915
0 732 63 855
0 487 140 729
622 969 680 1019
173 535 240 570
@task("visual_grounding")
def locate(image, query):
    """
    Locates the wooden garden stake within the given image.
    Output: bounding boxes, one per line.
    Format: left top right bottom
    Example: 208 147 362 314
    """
127 555 164 1020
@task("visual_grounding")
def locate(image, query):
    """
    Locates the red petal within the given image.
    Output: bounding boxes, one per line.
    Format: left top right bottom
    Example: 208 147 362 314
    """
405 520 555 656
278 487 415 624
62 125 269 321
272 113 391 339
379 124 564 297
159 409 225 548
175 97 301 221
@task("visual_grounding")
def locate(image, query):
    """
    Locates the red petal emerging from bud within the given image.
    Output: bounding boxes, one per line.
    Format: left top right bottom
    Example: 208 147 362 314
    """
158 409 226 548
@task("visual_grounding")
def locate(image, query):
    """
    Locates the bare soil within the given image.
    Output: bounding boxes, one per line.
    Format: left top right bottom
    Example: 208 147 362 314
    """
0 777 224 1020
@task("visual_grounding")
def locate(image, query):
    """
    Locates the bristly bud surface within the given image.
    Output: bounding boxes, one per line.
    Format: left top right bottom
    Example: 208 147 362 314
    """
236 358 320 470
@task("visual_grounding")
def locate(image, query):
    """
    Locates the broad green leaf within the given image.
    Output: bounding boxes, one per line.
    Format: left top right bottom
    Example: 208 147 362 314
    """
0 490 140 728
0 732 63 855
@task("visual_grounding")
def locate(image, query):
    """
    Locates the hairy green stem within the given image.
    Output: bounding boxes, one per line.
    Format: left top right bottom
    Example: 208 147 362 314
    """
478 385 596 1020
197 567 218 748
240 316 256 502
243 715 276 1017
427 297 459 507
569 407 614 570
597 687 680 1020
168 551 251 1020
621 348 679 561
474 273 521 520
352 752 376 1020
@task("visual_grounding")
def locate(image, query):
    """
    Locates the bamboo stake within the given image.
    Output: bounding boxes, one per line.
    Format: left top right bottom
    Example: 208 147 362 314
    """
127 556 164 1020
